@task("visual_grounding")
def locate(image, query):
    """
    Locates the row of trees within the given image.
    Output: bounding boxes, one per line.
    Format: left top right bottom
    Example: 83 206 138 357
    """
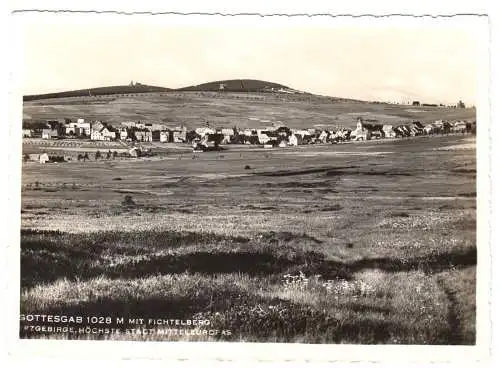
77 150 119 161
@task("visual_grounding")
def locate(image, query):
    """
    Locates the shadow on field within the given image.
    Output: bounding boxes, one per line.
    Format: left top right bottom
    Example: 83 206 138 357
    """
21 248 351 287
21 228 476 288
325 169 414 177
240 204 277 211
303 204 343 213
346 247 476 274
104 251 323 279
20 229 248 288
257 165 358 177
262 180 339 189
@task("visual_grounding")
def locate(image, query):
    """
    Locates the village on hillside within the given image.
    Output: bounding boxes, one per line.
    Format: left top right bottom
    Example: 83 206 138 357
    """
21 115 476 164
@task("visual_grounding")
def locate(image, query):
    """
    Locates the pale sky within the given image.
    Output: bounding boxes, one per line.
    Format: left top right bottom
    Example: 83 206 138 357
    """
20 18 483 105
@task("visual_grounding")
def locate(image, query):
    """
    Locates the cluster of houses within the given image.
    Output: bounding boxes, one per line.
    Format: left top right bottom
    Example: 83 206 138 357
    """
347 119 475 141
22 119 189 143
22 117 476 151
189 118 476 149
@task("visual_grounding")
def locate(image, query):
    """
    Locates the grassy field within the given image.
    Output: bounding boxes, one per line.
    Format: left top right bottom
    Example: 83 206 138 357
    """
20 134 476 344
23 91 476 130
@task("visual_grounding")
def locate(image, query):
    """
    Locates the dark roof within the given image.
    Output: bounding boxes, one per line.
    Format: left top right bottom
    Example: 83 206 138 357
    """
362 123 384 132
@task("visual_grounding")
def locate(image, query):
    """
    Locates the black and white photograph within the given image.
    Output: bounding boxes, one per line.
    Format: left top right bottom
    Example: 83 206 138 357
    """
6 6 493 362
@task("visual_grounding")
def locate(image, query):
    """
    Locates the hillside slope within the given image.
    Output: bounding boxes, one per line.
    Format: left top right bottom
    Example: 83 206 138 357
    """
23 84 172 102
22 91 476 130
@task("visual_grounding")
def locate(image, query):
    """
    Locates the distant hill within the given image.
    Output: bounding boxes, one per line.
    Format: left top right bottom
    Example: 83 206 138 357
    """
178 79 297 93
20 79 456 109
23 79 305 101
23 83 172 101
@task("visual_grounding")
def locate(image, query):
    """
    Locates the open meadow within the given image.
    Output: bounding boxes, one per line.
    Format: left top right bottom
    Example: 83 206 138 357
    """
19 133 477 344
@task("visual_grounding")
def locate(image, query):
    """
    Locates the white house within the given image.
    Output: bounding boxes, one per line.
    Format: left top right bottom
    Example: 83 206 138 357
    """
91 130 103 140
382 125 396 138
134 130 152 142
65 121 90 136
220 128 234 137
453 121 467 133
160 131 170 143
39 153 49 164
91 121 116 141
172 131 185 143
172 127 187 143
76 121 91 136
318 131 329 143
195 127 216 136
65 123 77 135
22 129 32 138
91 127 116 141
218 128 234 144
257 131 271 144
288 134 298 146
119 128 129 140
434 120 444 129
42 129 58 139
424 124 435 135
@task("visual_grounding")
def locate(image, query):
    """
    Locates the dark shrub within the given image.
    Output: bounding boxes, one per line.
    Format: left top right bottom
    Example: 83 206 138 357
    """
122 195 136 207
